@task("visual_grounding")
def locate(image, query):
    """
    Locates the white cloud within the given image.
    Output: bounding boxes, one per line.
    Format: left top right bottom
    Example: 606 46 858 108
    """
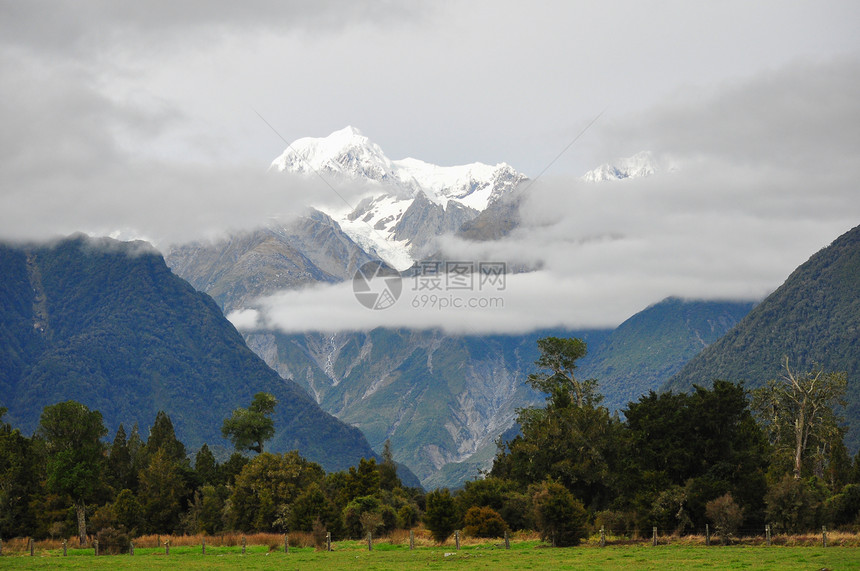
1 2 859 333
233 56 860 333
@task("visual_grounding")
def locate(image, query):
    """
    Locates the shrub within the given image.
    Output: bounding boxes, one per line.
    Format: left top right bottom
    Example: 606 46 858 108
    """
397 504 418 528
532 480 588 547
705 493 744 545
463 506 508 538
766 475 821 533
96 527 131 554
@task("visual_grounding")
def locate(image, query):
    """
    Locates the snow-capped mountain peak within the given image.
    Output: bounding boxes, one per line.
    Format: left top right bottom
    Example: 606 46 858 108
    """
271 127 528 269
582 151 659 182
271 125 398 185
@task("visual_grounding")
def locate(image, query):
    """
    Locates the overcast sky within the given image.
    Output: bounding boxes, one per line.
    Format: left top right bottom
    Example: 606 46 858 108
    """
2 1 859 332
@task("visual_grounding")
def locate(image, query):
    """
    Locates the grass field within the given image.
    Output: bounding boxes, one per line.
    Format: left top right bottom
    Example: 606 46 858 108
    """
1 539 858 570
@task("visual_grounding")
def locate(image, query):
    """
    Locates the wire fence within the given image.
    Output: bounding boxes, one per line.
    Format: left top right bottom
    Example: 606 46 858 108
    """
2 526 859 557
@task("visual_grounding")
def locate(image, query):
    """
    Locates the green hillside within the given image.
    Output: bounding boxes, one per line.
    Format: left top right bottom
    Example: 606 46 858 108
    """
578 297 754 413
665 224 860 451
0 236 379 472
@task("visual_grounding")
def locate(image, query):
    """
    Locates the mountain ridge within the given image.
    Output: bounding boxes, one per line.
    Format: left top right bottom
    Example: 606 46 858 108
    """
0 235 384 473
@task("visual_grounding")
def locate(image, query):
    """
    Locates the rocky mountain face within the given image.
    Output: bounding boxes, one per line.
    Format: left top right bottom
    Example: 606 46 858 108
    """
242 327 611 486
0 236 382 473
665 224 860 451
166 209 376 312
164 129 751 487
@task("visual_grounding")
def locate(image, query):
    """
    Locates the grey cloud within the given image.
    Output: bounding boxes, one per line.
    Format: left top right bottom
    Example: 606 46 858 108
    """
0 1 427 56
593 57 860 171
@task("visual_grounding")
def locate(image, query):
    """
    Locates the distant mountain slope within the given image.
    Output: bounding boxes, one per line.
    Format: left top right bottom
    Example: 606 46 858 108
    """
0 236 380 472
577 297 755 414
243 327 611 486
664 224 860 450
166 210 376 312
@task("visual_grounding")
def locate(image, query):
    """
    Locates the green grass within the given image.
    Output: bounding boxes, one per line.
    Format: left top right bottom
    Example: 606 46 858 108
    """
2 543 858 570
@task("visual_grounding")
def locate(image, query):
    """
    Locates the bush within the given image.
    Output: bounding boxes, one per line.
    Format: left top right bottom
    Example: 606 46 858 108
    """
463 506 508 538
397 504 418 528
594 510 637 537
766 475 821 533
532 480 588 547
342 496 381 539
824 484 860 528
705 493 744 545
96 527 131 554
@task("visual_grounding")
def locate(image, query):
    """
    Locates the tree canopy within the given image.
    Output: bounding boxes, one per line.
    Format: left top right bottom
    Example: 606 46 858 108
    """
221 392 277 454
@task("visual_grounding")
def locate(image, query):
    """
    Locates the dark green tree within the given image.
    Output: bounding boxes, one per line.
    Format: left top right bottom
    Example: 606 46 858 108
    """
288 482 339 533
379 440 399 491
349 457 382 498
198 484 228 534
221 392 277 454
0 407 41 538
194 443 219 486
144 411 187 464
138 447 188 533
491 337 620 509
228 451 324 532
623 381 769 527
221 452 249 486
424 488 458 543
112 488 144 533
107 424 136 492
37 401 107 545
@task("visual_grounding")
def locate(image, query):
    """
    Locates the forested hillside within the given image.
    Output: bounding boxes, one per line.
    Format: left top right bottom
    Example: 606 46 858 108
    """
666 224 860 450
0 235 379 472
578 297 754 413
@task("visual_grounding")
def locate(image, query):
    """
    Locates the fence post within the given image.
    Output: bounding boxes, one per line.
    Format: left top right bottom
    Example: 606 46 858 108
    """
284 534 289 554
63 539 67 556
652 527 657 546
705 524 710 547
822 526 827 548
600 526 606 547
766 524 771 546
93 539 98 557
367 532 373 551
504 530 510 550
242 536 246 555
410 530 415 550
165 539 169 556
129 541 133 556
0 537 2 556
326 531 331 552
202 538 205 555
455 530 460 550
30 538 35 556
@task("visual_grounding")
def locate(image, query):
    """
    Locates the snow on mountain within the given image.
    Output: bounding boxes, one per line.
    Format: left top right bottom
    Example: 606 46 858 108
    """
581 151 658 182
271 127 527 269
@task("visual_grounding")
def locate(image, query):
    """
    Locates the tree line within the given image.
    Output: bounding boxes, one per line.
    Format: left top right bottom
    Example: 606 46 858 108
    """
1 337 859 549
